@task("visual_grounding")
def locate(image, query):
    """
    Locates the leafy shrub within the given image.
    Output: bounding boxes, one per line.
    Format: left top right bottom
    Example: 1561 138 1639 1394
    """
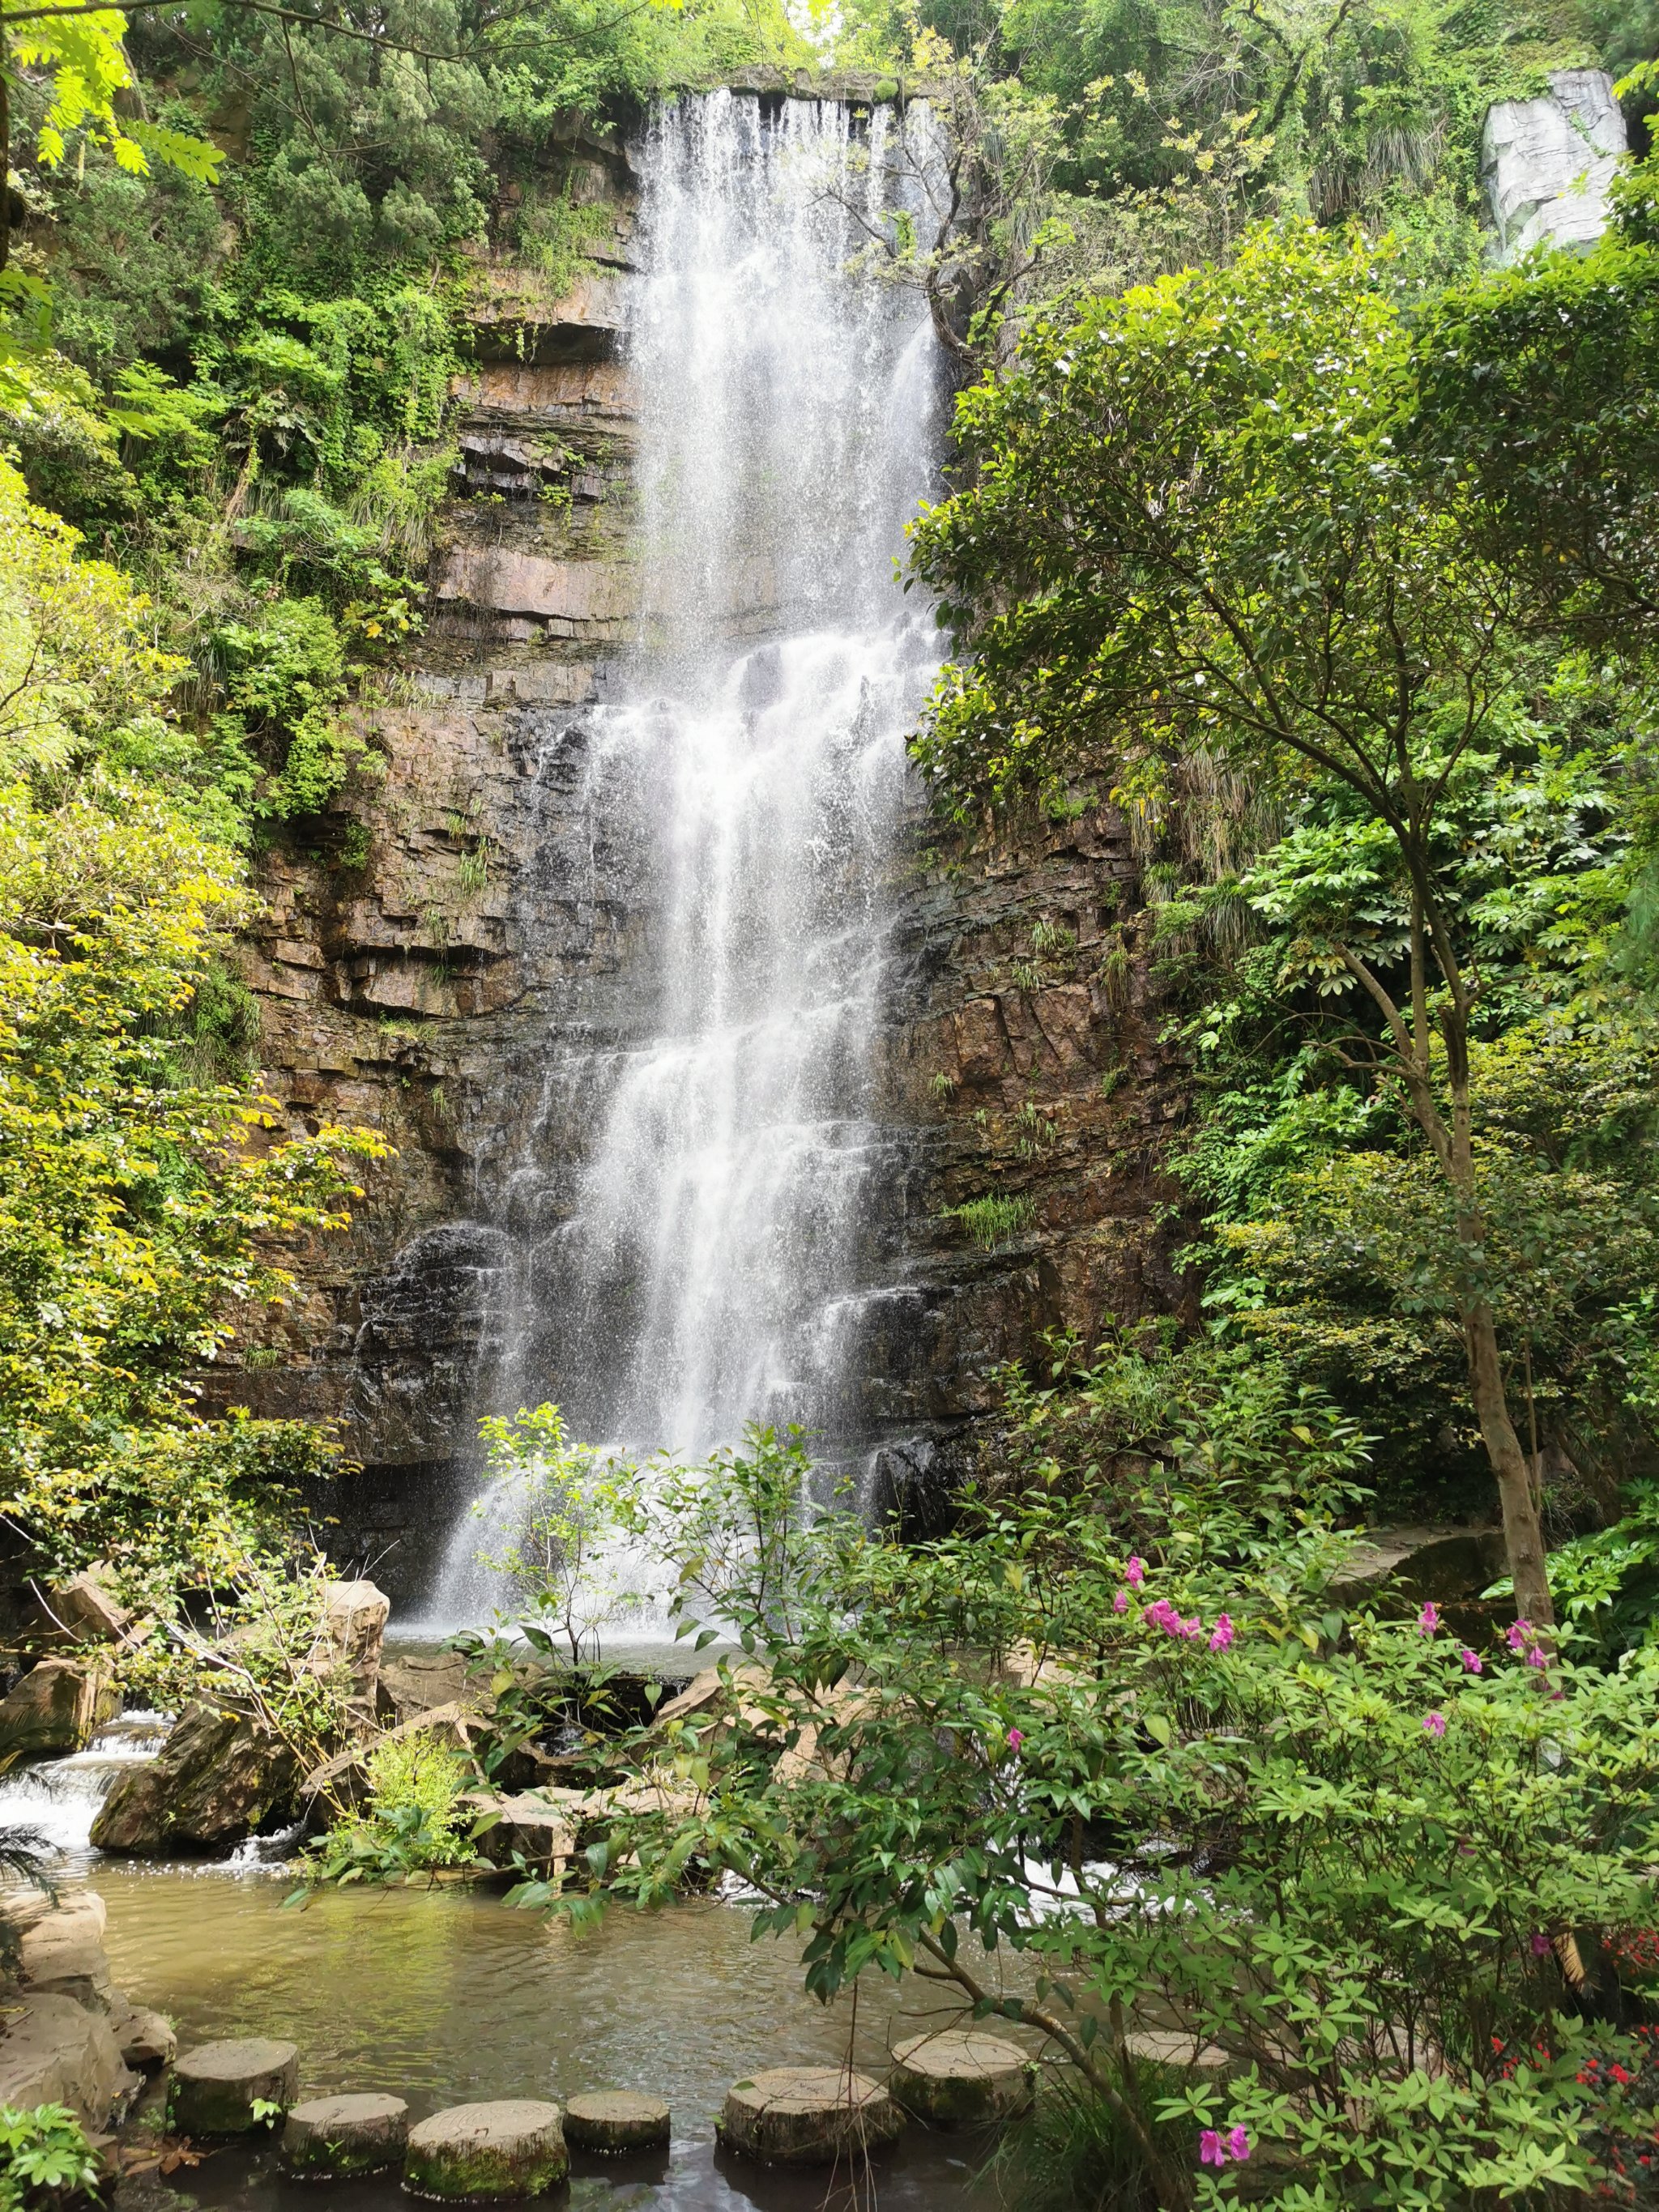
943 1192 1037 1248
0 2104 100 2211
302 1733 476 1888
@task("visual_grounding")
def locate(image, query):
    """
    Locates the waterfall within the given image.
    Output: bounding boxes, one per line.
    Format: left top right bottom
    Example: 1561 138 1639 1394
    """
419 92 944 1629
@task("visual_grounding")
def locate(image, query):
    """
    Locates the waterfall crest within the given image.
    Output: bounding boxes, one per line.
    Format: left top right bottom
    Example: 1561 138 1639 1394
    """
422 90 942 1626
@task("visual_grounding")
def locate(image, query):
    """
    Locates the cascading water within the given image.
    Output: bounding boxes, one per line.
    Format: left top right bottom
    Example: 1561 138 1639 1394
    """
420 91 943 1628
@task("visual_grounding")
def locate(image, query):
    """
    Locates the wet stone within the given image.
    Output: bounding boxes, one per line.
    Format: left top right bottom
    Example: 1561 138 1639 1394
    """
563 2091 669 2154
888 2031 1034 2126
284 2093 411 2178
403 2100 568 2201
170 2038 299 2136
717 2067 904 2166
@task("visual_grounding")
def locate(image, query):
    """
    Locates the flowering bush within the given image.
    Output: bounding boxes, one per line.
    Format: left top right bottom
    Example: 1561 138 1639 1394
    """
546 1432 1659 2210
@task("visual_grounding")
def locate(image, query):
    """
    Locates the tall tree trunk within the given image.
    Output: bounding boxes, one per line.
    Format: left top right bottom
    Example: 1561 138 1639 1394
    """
1464 1301 1555 1628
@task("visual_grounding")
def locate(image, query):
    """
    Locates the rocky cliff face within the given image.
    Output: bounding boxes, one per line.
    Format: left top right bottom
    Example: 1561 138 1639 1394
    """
218 104 1185 1595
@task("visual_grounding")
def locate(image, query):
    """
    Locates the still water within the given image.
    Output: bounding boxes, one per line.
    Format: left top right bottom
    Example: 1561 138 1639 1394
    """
95 1868 1015 2212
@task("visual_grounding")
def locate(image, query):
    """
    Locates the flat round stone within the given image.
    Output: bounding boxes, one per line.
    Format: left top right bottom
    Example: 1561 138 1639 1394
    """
889 2031 1034 2125
403 2100 568 2201
171 2038 299 2136
718 2067 903 2166
563 2091 669 2154
284 2093 410 2178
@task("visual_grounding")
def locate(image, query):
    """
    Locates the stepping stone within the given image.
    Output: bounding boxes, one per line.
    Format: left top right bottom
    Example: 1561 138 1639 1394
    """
171 2038 299 2135
403 2100 568 2201
889 2031 1034 2125
564 2091 669 2154
718 2067 903 2166
284 2093 411 2178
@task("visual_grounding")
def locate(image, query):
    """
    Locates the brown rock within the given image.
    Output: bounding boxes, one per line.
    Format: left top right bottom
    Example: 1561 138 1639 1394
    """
90 1704 297 1856
107 1997 177 2069
0 1660 117 1758
717 2067 903 2166
17 1892 114 2010
0 1993 139 2127
36 1568 130 1644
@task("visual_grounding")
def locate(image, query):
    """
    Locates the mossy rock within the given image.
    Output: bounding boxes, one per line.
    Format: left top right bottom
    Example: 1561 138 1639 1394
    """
284 2092 410 2177
889 2031 1035 2126
403 2101 567 2201
563 2091 669 2154
170 2038 298 2136
718 2068 903 2166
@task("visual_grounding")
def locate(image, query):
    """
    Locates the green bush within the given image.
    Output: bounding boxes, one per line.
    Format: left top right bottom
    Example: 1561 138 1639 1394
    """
0 2104 100 2212
302 1733 477 1888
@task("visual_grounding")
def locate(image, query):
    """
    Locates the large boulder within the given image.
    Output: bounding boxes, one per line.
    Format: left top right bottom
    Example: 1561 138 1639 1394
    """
0 1992 138 2129
35 1567 131 1646
15 1891 114 2012
90 1703 297 1856
0 1660 117 1758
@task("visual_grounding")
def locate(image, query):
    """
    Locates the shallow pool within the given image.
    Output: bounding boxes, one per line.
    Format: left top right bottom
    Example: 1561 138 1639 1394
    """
93 1865 1017 2211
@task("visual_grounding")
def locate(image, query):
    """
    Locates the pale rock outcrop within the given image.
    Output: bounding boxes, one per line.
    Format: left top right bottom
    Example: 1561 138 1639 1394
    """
1482 69 1627 260
0 1660 117 1758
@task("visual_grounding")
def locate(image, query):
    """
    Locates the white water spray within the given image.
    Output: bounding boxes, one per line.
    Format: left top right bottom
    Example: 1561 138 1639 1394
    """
422 92 942 1628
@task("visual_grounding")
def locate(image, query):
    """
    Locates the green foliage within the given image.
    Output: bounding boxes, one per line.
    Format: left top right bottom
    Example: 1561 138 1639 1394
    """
473 1404 638 1663
552 1435 1659 2211
302 1732 476 1888
0 2103 100 2212
942 1191 1037 1247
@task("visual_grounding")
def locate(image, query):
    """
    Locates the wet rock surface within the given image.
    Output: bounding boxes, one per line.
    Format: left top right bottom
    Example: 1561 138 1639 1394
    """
90 1704 297 1856
220 110 1191 1605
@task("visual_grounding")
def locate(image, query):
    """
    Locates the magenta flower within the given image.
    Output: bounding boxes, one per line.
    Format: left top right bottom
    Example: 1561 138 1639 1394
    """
1199 2129 1225 2167
1418 1601 1441 1636
1209 1614 1235 1652
1181 1614 1205 1639
1530 1931 1550 1958
1006 1729 1024 1753
1527 1646 1549 1669
1507 1618 1533 1655
1422 1711 1447 1739
1113 1591 1129 1613
1125 1556 1146 1588
1226 2126 1251 2163
1460 1647 1482 1674
1143 1598 1176 1631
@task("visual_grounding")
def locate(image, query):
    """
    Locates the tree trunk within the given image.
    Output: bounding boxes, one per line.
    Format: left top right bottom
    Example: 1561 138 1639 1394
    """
1465 1301 1555 1629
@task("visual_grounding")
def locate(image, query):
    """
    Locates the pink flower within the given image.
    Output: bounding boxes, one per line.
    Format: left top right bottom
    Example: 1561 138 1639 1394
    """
1143 1598 1176 1631
1530 1931 1551 1958
1209 1614 1235 1652
1113 1591 1129 1613
1180 1614 1205 1640
1507 1618 1533 1655
1422 1711 1447 1739
1461 1647 1482 1674
1199 2129 1225 2167
1125 1556 1146 1588
1418 1602 1440 1636
1526 1645 1549 1670
1226 2126 1251 2163
1006 1729 1024 1753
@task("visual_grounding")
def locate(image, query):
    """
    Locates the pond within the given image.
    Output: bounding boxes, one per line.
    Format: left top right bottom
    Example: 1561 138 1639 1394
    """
3 1730 1021 2212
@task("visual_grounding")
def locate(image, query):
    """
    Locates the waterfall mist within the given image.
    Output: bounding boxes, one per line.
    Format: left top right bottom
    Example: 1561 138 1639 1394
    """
420 92 944 1628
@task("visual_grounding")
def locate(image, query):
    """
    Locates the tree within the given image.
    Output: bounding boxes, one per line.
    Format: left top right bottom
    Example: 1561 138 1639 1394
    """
906 224 1640 1626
